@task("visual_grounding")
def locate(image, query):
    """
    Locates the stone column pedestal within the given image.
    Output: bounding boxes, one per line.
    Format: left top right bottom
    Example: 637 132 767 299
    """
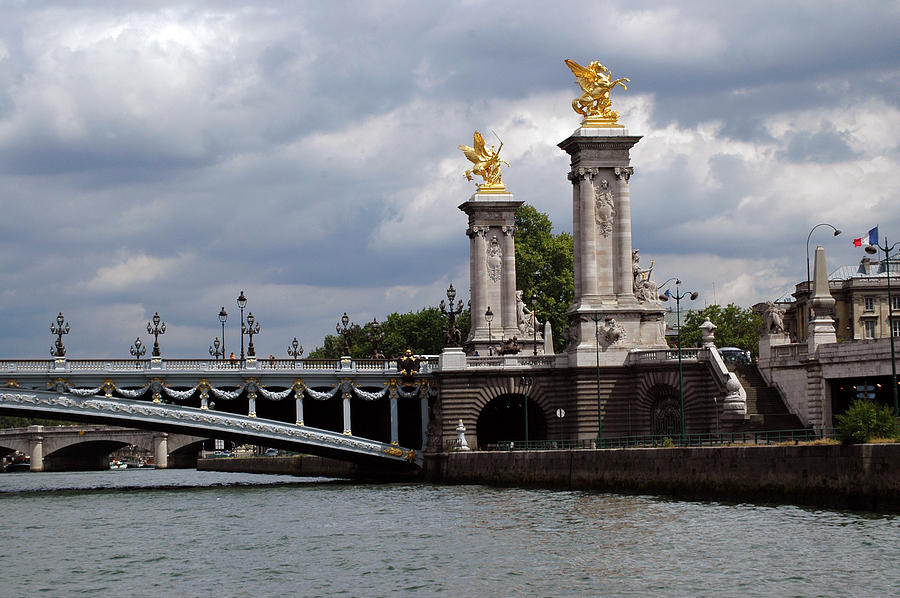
558 127 666 362
459 191 523 355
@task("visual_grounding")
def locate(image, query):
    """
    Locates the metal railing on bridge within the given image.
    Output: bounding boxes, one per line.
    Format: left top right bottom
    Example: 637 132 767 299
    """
0 357 440 374
477 428 836 451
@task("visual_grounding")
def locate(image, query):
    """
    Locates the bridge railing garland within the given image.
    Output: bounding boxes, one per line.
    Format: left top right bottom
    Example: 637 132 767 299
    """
0 358 429 374
478 428 836 451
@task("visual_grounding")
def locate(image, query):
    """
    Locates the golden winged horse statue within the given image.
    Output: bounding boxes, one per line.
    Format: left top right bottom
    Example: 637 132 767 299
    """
458 131 510 191
565 59 630 126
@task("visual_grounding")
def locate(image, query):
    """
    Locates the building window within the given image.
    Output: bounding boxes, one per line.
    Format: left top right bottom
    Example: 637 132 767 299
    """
864 297 875 312
893 319 900 338
893 296 900 311
864 320 877 339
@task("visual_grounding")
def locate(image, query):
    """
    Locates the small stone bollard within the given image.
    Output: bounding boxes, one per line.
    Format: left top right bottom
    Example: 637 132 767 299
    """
454 419 470 451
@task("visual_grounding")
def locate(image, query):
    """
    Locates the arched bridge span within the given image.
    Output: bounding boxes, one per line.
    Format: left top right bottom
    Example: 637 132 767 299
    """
0 388 423 468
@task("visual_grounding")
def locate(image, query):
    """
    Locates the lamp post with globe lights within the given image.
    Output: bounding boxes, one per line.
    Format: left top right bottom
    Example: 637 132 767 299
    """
50 312 70 358
659 278 699 438
237 291 247 361
243 312 260 358
485 306 494 356
866 238 899 415
146 312 166 358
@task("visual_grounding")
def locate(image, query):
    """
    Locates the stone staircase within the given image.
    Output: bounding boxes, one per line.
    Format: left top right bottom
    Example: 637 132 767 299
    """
730 363 803 431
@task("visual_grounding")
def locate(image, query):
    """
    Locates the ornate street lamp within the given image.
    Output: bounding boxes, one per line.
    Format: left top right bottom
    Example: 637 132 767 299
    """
806 224 841 284
531 292 538 355
50 312 70 357
237 291 247 361
130 337 146 360
485 306 494 356
369 317 385 359
243 312 261 358
209 337 223 360
336 312 352 356
440 283 464 347
866 238 899 415
218 307 228 358
146 312 166 358
659 279 699 438
288 337 304 362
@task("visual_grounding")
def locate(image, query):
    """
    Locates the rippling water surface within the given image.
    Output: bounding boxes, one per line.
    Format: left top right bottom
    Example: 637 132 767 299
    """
1 469 897 597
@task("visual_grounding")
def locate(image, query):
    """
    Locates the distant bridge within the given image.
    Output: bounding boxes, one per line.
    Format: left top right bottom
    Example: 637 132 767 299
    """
0 425 203 471
0 356 437 469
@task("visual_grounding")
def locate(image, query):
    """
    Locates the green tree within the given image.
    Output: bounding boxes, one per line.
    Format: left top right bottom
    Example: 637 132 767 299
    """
514 204 574 353
308 307 470 359
677 303 763 355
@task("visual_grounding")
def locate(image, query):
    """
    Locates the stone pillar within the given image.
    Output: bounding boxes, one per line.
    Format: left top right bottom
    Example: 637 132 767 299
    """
614 167 635 301
389 391 399 445
458 192 523 354
501 225 518 338
468 227 487 340
28 425 43 472
558 128 664 363
576 169 599 299
295 392 304 426
342 395 352 435
247 391 257 418
152 433 168 469
808 245 837 352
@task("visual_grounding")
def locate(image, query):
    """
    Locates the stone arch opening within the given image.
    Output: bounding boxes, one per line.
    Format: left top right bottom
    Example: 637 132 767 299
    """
649 384 681 436
476 393 547 448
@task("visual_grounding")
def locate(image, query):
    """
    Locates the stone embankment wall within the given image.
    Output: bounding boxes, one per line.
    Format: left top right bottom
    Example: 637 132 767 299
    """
198 455 357 478
430 444 900 512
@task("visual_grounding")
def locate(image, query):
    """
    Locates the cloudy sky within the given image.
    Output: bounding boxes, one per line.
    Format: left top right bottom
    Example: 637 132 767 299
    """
0 1 897 358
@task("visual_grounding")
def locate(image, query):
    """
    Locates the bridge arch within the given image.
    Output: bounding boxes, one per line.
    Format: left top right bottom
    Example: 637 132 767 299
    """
634 370 705 435
476 393 547 448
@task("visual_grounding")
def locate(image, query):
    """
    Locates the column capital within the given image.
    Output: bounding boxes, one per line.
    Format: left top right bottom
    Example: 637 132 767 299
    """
567 167 600 182
501 225 516 237
614 166 634 181
467 225 487 238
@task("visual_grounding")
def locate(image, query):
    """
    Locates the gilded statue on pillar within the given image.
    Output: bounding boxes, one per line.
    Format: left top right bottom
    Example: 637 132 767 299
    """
458 131 510 193
564 59 630 127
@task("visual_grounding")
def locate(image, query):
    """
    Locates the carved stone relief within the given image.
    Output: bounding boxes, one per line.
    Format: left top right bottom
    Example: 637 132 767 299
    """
594 179 615 238
486 235 502 283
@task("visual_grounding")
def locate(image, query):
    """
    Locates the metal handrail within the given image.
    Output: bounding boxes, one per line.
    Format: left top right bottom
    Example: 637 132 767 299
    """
486 428 836 451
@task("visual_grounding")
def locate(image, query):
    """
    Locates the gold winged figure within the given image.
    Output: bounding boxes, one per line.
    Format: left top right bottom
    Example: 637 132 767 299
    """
458 131 510 192
565 59 630 127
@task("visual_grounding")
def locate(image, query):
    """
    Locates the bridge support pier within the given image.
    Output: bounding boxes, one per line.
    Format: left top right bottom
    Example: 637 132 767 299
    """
28 425 44 472
153 432 168 469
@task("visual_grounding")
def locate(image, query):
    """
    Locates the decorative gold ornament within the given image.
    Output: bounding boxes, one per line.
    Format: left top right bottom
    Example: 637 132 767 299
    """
6 379 19 388
564 59 630 128
458 131 509 193
404 449 416 463
384 446 403 457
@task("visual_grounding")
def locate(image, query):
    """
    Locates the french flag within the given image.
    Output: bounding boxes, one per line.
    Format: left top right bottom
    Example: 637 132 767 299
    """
853 226 878 247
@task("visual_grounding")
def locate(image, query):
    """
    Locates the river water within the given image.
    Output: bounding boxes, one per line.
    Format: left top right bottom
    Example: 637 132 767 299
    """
1 469 897 597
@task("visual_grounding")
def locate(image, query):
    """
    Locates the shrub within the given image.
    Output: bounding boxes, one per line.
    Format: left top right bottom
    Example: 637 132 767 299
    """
835 400 898 444
662 437 675 448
